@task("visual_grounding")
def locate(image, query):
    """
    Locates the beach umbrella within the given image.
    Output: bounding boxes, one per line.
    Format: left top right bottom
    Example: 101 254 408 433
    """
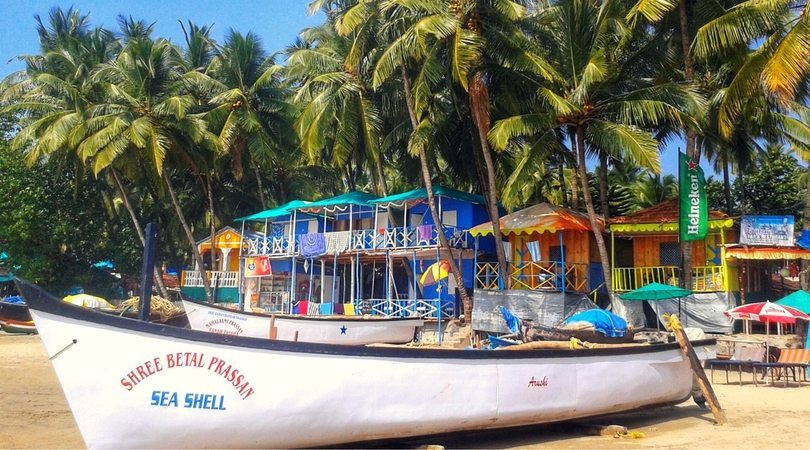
724 301 809 324
63 294 113 309
419 260 451 286
619 282 693 328
724 301 809 357
774 290 810 314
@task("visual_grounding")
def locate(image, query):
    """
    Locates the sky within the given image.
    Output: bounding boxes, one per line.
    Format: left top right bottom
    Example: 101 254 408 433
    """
0 0 700 177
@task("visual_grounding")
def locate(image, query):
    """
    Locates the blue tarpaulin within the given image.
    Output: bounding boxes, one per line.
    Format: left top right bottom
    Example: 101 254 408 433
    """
498 305 523 335
564 309 628 337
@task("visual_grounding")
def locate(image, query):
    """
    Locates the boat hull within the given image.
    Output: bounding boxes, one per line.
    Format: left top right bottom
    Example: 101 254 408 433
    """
181 299 423 345
0 300 36 333
18 280 713 449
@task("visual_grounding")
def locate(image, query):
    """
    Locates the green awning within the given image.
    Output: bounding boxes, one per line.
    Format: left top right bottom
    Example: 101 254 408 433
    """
235 200 313 222
775 290 810 314
619 282 693 301
370 186 486 206
303 191 379 209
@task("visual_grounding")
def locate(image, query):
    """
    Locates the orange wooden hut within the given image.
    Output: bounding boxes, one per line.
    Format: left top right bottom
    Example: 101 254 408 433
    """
469 203 604 294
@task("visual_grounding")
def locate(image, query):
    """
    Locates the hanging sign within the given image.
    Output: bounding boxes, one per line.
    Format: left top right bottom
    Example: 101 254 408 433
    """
678 152 707 241
244 256 272 277
740 216 794 246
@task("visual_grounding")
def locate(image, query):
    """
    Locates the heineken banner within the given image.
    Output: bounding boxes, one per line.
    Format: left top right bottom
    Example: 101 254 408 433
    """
679 152 707 241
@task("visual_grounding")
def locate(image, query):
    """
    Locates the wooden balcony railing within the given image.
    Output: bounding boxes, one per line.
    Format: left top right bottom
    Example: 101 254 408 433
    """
611 265 726 293
243 225 471 257
180 270 239 288
475 261 589 293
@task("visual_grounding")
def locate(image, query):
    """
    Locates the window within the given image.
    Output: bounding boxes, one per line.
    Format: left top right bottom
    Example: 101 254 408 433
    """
659 242 681 266
442 210 457 227
549 246 566 262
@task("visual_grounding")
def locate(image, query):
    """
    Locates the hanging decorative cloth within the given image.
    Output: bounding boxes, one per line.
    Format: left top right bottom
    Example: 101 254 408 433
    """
299 233 326 257
526 241 541 262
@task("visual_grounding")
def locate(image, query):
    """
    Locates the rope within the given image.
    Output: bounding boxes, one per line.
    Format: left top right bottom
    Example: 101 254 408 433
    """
663 313 682 331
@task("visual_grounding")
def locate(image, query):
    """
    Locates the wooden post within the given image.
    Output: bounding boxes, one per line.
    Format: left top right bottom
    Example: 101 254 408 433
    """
665 314 727 425
293 330 299 342
268 315 277 340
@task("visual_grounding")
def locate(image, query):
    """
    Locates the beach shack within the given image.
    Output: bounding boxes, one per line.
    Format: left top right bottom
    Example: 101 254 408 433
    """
366 186 490 318
234 199 325 312
180 226 256 303
469 202 604 296
467 203 605 335
724 215 809 305
235 187 489 319
608 199 737 331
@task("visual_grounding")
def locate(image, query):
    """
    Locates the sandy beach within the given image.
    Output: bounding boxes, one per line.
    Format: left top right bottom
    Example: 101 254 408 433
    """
2 332 810 449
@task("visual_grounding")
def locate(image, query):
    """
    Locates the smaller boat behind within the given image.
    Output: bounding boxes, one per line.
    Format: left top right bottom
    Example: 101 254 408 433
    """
0 296 37 334
181 298 423 345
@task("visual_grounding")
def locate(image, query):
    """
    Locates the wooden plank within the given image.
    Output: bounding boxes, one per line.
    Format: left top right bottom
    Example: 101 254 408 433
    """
665 314 727 425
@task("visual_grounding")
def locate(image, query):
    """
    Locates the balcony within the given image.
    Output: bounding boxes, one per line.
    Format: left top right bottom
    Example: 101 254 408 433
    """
244 225 471 257
612 265 726 293
180 270 239 288
475 261 589 293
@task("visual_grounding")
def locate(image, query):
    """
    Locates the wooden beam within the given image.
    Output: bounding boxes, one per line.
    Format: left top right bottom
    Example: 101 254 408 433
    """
665 314 727 424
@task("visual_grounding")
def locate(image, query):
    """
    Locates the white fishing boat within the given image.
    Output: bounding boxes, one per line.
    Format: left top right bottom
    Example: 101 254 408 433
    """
181 298 423 345
17 279 714 449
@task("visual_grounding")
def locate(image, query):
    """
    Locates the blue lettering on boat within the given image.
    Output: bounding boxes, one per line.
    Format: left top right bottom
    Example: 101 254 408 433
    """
150 390 178 407
184 392 227 410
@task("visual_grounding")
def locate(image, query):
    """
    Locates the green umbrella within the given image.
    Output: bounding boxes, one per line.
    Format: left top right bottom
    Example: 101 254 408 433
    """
775 290 810 314
619 282 693 329
619 282 693 301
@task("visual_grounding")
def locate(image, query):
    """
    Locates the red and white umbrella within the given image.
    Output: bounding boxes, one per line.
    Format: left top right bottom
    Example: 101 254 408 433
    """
724 301 810 324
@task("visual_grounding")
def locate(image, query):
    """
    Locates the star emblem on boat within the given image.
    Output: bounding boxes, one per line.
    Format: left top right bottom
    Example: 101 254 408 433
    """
340 325 347 335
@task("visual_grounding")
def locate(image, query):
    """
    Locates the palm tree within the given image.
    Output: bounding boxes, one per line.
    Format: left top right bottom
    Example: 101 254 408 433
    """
0 8 174 297
78 34 217 301
285 23 388 195
373 0 530 284
202 30 296 203
489 0 701 300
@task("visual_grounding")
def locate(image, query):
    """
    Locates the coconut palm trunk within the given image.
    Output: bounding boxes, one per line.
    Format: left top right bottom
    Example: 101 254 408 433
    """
722 153 733 213
205 175 218 275
803 167 810 290
599 151 610 220
469 72 509 286
109 168 170 299
575 127 613 299
678 0 697 291
402 66 473 322
161 169 213 302
568 132 580 209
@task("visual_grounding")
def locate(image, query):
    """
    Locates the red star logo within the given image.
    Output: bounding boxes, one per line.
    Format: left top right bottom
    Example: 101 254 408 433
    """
687 159 698 171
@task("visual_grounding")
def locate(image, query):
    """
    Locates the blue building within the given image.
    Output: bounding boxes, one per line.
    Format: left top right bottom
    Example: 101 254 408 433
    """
180 188 493 319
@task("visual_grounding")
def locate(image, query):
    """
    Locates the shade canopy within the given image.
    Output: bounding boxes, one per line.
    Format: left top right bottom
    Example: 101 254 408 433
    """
619 282 693 301
774 290 810 314
302 191 379 210
469 202 598 237
235 200 313 222
724 245 810 260
371 186 486 206
725 301 809 324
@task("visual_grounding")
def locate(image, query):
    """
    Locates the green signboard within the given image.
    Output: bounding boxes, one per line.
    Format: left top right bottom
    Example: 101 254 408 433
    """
679 152 707 241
